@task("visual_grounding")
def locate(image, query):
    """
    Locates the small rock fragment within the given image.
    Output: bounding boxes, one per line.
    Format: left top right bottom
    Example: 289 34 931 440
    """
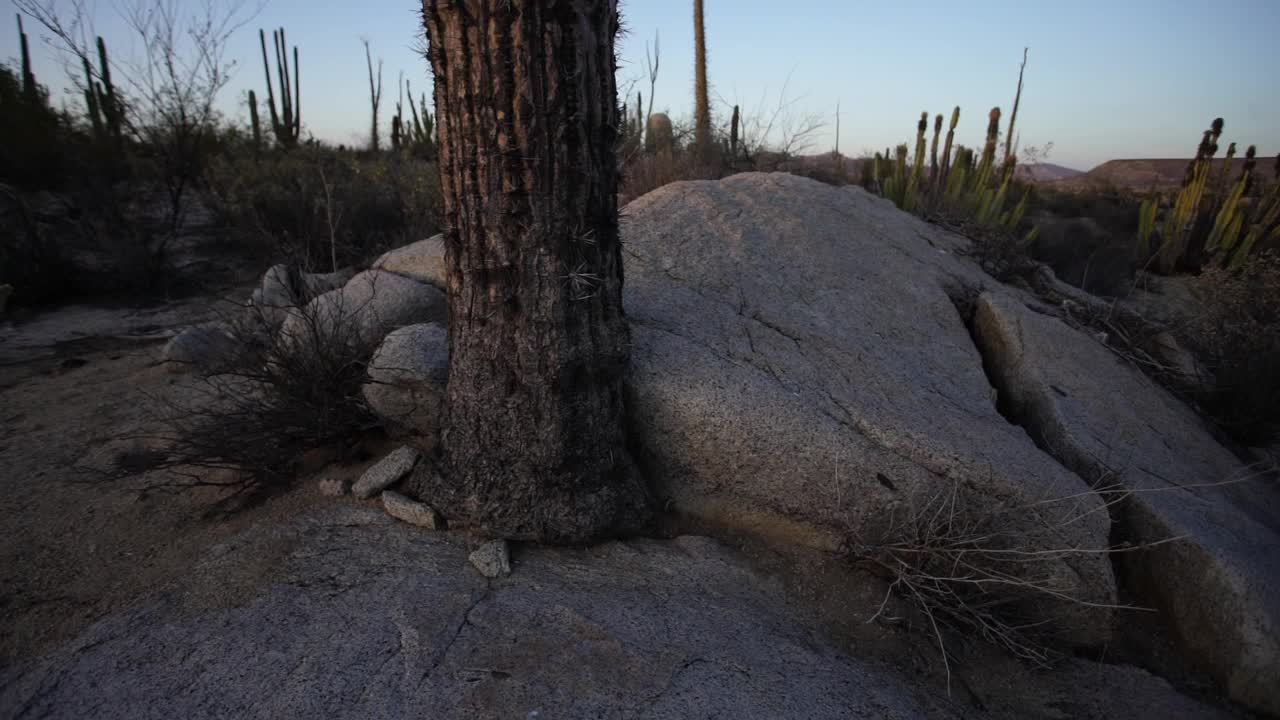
352 446 420 499
317 476 350 497
382 490 442 529
468 540 511 578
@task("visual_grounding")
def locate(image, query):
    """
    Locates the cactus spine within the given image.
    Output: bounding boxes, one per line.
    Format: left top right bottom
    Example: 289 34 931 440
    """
259 28 301 148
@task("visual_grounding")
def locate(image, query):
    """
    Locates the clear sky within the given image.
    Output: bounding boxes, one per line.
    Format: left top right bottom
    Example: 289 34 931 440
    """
4 0 1277 170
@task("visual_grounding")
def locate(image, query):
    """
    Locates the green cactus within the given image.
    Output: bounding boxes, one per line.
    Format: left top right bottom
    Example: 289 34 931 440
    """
1157 119 1224 273
248 89 262 151
17 15 37 102
1212 141 1237 205
1137 198 1158 258
937 106 959 195
692 0 711 161
928 113 942 184
979 107 1002 178
730 104 740 159
80 35 122 145
905 112 928 209
259 27 301 148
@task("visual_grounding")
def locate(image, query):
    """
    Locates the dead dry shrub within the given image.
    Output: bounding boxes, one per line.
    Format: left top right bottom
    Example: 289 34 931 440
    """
841 478 1168 691
619 151 722 206
103 291 384 509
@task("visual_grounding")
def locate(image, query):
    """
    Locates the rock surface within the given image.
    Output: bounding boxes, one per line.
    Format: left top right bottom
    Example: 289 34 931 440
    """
277 270 447 352
252 265 355 328
161 322 239 373
972 290 1280 716
363 323 449 435
0 507 965 719
382 490 441 529
468 540 511 579
372 235 447 290
620 173 1116 643
317 476 350 497
352 447 420 499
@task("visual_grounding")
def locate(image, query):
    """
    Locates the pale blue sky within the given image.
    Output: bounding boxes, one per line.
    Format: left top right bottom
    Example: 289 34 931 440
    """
5 0 1277 169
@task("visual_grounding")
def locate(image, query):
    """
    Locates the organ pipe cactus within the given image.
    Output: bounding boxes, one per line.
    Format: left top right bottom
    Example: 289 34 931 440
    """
17 15 36 101
937 107 959 195
82 36 123 145
259 28 301 148
905 112 928 209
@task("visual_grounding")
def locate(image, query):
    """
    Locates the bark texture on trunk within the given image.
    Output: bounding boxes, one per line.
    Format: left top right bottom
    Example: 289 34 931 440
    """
420 0 649 543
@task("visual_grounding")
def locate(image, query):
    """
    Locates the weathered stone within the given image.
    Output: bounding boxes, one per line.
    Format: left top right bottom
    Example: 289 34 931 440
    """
372 235 447 290
277 270 447 353
362 323 448 435
253 265 355 329
621 173 1116 644
381 490 441 529
0 507 1230 720
317 476 350 497
468 540 510 578
972 290 1280 716
352 447 419 499
161 322 239 373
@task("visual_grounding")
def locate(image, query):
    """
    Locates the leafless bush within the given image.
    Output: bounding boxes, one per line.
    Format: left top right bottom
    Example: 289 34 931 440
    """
841 478 1170 691
102 291 383 509
1183 253 1280 444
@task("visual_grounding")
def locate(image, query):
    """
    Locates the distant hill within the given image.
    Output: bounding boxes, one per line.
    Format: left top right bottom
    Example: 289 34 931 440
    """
1048 157 1278 192
1014 163 1083 182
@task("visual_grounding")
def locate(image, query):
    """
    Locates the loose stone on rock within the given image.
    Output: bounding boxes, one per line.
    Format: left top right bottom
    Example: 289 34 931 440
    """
352 446 420 499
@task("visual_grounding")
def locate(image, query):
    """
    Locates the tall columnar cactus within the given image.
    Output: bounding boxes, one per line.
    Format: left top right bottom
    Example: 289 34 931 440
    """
81 36 123 145
928 113 942 184
1157 118 1224 273
635 91 643 140
937 106 959 194
1137 198 1159 258
17 14 37 102
905 112 928 209
729 104 740 159
248 89 262 151
1241 144 1258 195
259 28 301 148
980 107 1002 174
1213 141 1238 204
692 0 712 161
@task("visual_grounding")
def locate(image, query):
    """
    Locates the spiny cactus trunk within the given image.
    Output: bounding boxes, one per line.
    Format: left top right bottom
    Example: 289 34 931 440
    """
259 28 301 148
928 113 942 186
420 0 650 543
17 15 37 101
730 104 740 159
249 90 262 151
937 106 959 195
693 0 712 163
